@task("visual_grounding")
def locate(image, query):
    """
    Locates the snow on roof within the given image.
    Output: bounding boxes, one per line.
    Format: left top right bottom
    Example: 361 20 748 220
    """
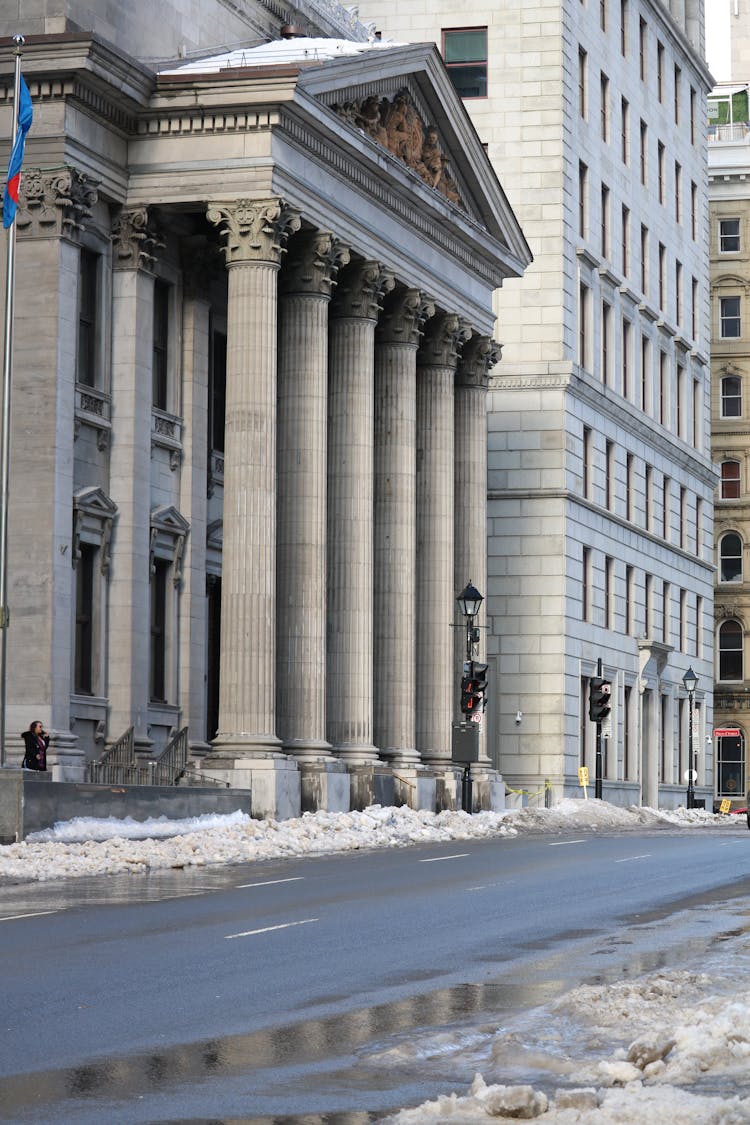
160 36 403 76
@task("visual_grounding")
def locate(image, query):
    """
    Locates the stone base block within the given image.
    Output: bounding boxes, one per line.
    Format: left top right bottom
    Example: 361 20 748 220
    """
199 756 301 820
346 763 395 811
433 767 462 812
393 769 436 811
299 759 351 814
472 770 506 812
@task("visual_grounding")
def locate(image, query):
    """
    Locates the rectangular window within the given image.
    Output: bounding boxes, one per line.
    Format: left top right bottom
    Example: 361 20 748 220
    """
696 594 703 658
696 496 703 556
605 439 615 508
626 452 634 520
624 683 632 778
600 73 610 141
657 141 665 204
662 475 670 540
641 333 650 413
675 261 682 326
77 249 99 388
691 182 698 240
74 542 96 695
621 205 630 276
721 374 742 417
674 64 681 124
657 41 664 102
601 184 609 258
621 97 629 163
718 735 745 799
150 558 169 703
659 351 668 427
680 486 687 548
674 162 681 223
679 588 687 652
640 120 648 185
442 28 488 98
693 378 701 449
625 565 634 634
721 460 741 500
663 580 671 644
676 364 685 437
579 281 590 369
582 546 592 621
579 47 587 117
620 0 628 55
690 86 696 144
645 464 653 529
602 300 611 384
605 555 614 628
721 296 742 339
583 425 593 498
645 572 653 635
152 280 170 411
600 0 607 31
579 161 588 238
658 243 666 310
622 316 632 398
691 277 698 341
660 694 669 782
640 224 648 294
720 217 741 254
639 18 647 81
209 328 227 453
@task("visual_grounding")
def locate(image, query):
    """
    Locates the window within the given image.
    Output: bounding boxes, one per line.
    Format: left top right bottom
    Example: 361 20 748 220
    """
675 262 683 327
442 28 487 98
605 556 614 628
579 48 587 117
663 581 671 644
679 589 687 652
645 464 653 529
622 317 632 398
676 364 685 437
600 73 610 141
626 452 634 520
690 86 696 144
582 546 592 621
209 328 227 452
674 64 681 124
624 683 633 778
621 205 630 276
659 351 668 427
721 296 741 339
696 594 703 658
720 218 741 254
658 243 666 310
718 734 745 798
74 543 96 695
696 496 703 556
601 183 609 258
657 41 664 102
77 249 99 388
691 277 698 340
645 572 653 635
152 280 170 411
721 460 741 500
680 485 687 548
722 375 742 418
621 97 629 163
579 281 590 369
639 18 647 81
641 333 650 412
657 142 665 204
660 694 668 783
640 224 648 294
148 504 189 705
601 300 611 384
640 120 648 185
150 558 169 703
605 439 615 507
600 0 607 31
674 162 681 223
625 565 634 634
720 532 743 583
693 377 701 449
583 425 593 498
620 0 628 55
719 619 743 681
691 182 697 240
578 161 588 238
662 475 670 540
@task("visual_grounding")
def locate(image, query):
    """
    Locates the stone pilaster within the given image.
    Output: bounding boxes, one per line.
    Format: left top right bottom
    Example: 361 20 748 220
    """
277 230 351 812
202 200 300 801
327 260 394 780
373 287 433 779
455 334 501 797
107 207 160 756
416 314 470 784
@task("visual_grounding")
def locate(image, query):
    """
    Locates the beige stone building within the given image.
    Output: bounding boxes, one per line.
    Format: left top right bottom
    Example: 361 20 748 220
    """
0 2 530 817
363 0 717 807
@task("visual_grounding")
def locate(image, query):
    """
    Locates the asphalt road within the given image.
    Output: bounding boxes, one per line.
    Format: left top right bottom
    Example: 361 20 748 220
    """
2 826 750 1122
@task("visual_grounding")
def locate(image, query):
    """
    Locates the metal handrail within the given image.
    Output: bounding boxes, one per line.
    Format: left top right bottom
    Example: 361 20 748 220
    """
86 726 135 784
152 726 189 786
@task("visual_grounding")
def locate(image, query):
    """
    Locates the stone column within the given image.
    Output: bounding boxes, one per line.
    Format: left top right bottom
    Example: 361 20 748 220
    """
374 287 435 808
327 259 394 808
108 207 160 757
178 238 216 757
277 230 350 812
416 314 469 807
455 334 502 808
202 198 301 820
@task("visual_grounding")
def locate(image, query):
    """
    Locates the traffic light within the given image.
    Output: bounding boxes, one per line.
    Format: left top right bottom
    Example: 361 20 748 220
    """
589 677 611 723
460 660 489 717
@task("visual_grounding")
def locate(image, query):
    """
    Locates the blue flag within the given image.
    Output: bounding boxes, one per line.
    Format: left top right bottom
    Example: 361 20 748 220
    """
3 75 33 229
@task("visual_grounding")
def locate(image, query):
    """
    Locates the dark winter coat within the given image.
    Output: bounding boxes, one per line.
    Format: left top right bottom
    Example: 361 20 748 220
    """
22 730 48 771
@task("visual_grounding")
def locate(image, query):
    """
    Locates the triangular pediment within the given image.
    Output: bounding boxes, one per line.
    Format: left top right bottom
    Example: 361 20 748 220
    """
73 485 117 518
151 504 190 536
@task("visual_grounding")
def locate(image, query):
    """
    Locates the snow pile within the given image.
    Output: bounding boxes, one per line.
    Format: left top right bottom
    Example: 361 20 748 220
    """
383 965 750 1123
0 798 739 883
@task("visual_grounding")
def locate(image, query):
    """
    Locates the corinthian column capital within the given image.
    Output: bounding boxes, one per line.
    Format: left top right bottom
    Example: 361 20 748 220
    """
280 230 350 297
206 198 301 265
112 207 164 271
457 334 502 388
377 288 435 347
418 312 472 368
331 259 395 320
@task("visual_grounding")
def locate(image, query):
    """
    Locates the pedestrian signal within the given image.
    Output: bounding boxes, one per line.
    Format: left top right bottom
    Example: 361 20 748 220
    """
460 660 488 716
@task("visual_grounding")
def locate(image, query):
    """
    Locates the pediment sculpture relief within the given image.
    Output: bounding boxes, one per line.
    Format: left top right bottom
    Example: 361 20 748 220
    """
335 89 463 207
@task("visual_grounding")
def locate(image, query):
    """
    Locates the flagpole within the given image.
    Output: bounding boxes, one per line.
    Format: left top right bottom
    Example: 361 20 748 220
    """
0 35 24 768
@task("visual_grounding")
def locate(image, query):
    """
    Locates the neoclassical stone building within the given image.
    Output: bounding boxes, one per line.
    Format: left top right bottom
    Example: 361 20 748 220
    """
0 3 529 816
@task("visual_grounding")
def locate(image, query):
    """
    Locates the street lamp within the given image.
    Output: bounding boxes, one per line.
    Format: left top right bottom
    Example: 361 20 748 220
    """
457 581 483 660
683 666 698 809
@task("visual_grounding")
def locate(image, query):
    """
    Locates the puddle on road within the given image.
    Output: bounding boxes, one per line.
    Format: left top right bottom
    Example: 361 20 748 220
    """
4 900 750 1124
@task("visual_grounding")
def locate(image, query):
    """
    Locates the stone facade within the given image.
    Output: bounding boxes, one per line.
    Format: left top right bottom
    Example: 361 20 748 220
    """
362 0 716 807
0 6 530 818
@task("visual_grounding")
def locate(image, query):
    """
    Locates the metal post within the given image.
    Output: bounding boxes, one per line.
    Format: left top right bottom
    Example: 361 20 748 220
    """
594 656 603 799
461 763 472 813
687 687 695 809
0 38 24 768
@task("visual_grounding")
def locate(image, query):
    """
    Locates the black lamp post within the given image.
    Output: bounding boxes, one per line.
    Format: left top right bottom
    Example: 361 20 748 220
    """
683 666 698 809
457 581 483 660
